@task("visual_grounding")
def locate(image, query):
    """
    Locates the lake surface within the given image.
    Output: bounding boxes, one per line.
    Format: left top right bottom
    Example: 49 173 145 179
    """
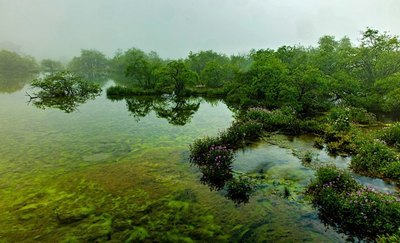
0 81 396 242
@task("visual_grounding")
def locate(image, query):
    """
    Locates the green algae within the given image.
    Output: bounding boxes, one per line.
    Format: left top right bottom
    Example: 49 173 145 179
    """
0 86 352 242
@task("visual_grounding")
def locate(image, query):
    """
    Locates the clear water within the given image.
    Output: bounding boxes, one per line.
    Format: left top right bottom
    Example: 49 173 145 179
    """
2 81 392 242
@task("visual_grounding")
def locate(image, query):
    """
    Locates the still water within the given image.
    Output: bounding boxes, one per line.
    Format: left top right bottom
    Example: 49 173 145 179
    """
0 81 396 242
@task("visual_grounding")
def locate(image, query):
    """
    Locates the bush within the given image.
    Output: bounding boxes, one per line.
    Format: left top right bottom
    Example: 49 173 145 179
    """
349 107 376 125
313 137 325 149
189 137 222 166
327 107 376 127
351 138 399 177
378 233 400 243
307 166 400 241
323 125 358 155
198 144 235 190
382 161 400 180
378 122 400 149
307 165 360 195
245 107 301 133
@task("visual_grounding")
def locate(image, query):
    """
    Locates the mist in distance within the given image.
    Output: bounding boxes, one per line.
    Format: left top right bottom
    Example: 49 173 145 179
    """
1 0 399 61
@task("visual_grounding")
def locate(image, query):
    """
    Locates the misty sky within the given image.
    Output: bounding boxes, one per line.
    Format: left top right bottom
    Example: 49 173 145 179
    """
1 0 399 61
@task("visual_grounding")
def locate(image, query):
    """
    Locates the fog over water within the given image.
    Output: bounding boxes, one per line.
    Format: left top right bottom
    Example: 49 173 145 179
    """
1 0 399 60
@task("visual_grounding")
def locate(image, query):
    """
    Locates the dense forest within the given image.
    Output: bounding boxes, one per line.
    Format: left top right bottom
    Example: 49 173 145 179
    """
2 27 400 241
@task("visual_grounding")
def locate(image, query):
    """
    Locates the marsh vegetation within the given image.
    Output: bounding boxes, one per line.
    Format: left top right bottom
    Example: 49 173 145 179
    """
1 28 400 242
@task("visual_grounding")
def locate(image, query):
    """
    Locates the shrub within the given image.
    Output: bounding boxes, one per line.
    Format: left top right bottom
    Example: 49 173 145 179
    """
189 137 222 166
323 125 359 155
349 107 376 125
382 161 400 180
313 137 325 149
245 107 301 133
307 165 360 195
351 139 399 177
378 233 400 243
307 166 400 241
327 106 376 127
327 107 351 131
378 122 400 149
219 121 264 146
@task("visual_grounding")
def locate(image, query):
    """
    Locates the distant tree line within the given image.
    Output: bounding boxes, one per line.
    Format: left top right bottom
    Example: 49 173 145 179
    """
2 28 400 117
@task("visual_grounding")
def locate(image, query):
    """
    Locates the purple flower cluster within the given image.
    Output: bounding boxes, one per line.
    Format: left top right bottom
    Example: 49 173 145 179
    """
207 145 234 168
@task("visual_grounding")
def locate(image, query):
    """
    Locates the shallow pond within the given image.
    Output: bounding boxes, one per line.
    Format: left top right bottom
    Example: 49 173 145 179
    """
0 81 396 242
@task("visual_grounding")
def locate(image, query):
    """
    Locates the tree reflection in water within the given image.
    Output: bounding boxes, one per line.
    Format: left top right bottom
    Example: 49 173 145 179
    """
0 72 36 94
110 95 201 126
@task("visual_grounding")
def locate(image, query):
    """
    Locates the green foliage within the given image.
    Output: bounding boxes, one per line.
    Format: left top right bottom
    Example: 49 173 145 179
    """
189 137 255 204
321 122 359 155
30 71 101 113
156 60 197 95
351 138 399 177
189 136 222 166
0 49 38 75
68 49 110 83
307 165 361 194
379 122 400 149
31 71 101 98
378 232 400 243
0 50 39 93
243 107 322 135
218 121 264 147
382 161 400 179
41 59 64 74
125 50 163 89
307 166 400 241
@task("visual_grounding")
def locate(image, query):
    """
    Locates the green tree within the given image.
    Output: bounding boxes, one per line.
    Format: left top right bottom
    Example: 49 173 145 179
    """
68 49 110 82
29 71 101 113
200 61 229 88
156 60 197 95
41 59 64 74
0 50 39 93
0 50 38 76
125 50 163 89
287 66 330 115
355 28 400 86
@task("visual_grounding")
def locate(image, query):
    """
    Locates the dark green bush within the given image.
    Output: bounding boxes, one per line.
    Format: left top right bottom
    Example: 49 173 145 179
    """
307 165 360 195
217 121 264 149
189 137 222 166
198 144 235 190
327 106 376 127
313 137 325 149
106 86 163 97
351 138 399 177
323 125 358 155
349 107 376 125
382 161 400 180
378 122 400 149
307 166 400 241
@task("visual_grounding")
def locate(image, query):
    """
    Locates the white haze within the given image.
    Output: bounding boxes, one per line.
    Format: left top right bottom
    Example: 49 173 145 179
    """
0 0 399 61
